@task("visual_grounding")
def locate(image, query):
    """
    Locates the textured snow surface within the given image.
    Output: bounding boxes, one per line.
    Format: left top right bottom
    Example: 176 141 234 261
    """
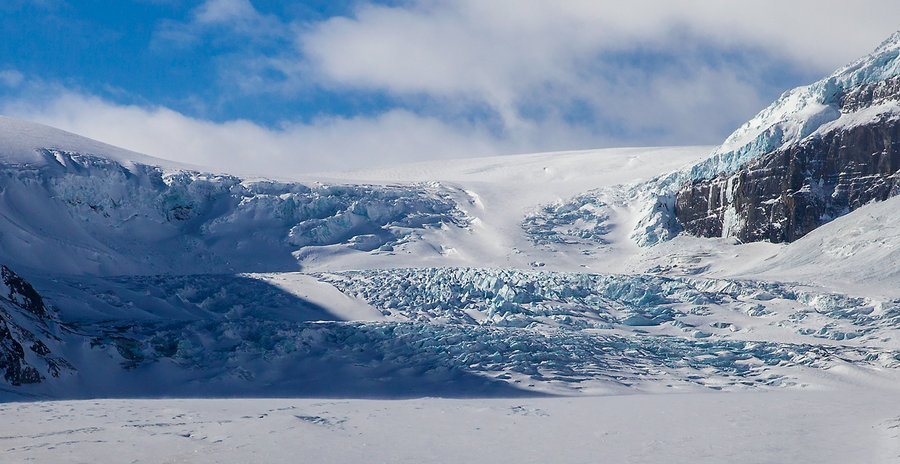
4 266 898 400
3 392 900 464
0 148 469 276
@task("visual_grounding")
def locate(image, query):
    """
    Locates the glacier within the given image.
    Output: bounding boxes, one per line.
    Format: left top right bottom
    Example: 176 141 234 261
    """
4 264 898 399
5 32 900 463
0 148 469 276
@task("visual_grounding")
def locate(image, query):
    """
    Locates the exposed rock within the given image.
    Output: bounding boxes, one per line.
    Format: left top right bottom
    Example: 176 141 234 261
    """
675 79 900 243
839 76 900 112
0 320 42 385
1 265 49 318
0 265 72 386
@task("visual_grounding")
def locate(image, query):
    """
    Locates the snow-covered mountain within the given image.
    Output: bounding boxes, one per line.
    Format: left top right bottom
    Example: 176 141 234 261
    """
677 32 900 243
693 31 900 180
9 32 900 464
3 34 900 407
613 32 900 246
0 113 895 401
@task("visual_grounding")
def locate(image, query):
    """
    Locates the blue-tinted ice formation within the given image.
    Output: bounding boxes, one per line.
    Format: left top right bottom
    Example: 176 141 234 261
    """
0 150 469 275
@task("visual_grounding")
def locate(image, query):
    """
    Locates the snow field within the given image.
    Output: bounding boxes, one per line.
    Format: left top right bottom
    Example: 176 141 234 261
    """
2 391 898 463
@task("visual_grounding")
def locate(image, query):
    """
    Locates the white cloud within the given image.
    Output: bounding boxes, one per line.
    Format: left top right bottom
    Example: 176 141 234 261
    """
154 0 286 47
194 0 259 25
289 0 900 148
4 91 583 176
152 0 900 145
0 70 24 88
7 1 900 176
302 0 900 92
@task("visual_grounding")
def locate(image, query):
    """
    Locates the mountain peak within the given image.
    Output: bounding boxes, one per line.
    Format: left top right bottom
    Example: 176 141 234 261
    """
671 30 900 245
688 31 900 182
875 29 900 52
829 30 900 87
632 31 900 247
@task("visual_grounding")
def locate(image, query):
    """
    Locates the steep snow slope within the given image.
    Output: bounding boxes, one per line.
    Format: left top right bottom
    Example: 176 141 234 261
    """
0 266 73 387
693 30 900 181
0 119 477 276
621 195 900 300
315 146 709 273
744 194 900 298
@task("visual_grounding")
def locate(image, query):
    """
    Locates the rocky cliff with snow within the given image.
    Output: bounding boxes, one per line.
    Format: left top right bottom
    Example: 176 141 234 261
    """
673 33 900 243
0 265 72 386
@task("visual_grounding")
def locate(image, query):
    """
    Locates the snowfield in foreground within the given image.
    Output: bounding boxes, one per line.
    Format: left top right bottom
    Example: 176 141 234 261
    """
3 391 899 464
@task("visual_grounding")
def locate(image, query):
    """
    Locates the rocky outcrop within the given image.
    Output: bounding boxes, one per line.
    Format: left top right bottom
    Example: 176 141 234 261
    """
675 80 900 243
839 76 900 112
0 265 72 386
1 265 49 318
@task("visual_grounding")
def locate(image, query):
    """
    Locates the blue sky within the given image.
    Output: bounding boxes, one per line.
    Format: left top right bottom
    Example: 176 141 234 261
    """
1 1 383 123
2 0 899 175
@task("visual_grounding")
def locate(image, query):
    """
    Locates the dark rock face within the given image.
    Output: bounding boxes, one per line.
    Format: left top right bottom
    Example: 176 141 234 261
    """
1 265 49 318
0 265 71 386
0 320 42 385
675 81 900 243
839 76 900 112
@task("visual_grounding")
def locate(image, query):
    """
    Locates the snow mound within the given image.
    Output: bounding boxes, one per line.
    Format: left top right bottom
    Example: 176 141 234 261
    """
0 116 170 169
747 194 900 294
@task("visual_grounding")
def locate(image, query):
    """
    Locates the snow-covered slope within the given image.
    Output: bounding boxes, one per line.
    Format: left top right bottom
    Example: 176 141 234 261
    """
0 116 178 169
315 146 708 273
0 118 484 276
0 117 713 277
745 194 900 297
0 114 897 403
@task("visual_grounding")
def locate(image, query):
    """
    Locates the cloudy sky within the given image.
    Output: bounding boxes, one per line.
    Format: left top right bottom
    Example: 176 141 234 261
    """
2 0 899 175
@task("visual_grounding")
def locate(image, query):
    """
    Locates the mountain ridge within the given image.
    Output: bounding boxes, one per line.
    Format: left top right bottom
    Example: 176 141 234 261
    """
625 30 900 246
